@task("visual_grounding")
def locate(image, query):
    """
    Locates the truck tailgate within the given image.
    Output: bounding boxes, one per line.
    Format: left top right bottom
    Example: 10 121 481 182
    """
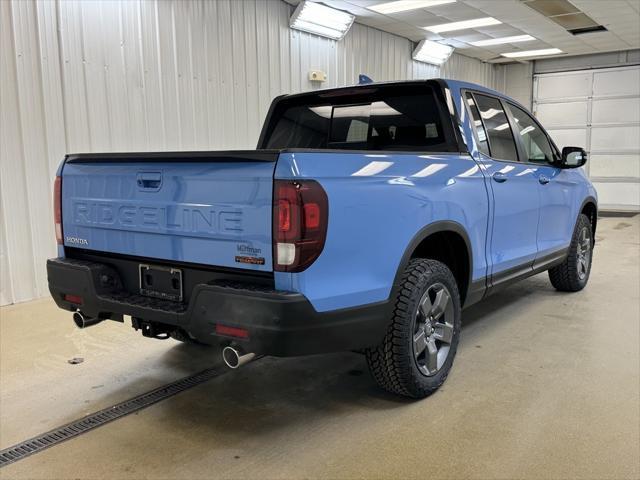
60 151 278 272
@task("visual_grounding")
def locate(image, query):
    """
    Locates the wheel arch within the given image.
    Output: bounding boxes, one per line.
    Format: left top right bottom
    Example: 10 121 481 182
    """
392 221 474 307
580 197 598 238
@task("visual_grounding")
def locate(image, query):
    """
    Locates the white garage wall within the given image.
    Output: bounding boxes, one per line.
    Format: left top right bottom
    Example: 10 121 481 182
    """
534 65 640 211
0 0 505 306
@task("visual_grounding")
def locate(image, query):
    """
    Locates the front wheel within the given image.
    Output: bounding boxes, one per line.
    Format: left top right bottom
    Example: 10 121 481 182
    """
548 213 593 292
366 259 461 399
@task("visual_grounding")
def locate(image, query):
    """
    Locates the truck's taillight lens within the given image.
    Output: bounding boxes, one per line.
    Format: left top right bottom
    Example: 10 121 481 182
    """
273 180 328 272
53 175 63 245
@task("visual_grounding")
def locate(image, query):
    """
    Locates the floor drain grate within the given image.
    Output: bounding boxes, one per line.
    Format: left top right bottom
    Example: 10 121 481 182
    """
0 367 223 468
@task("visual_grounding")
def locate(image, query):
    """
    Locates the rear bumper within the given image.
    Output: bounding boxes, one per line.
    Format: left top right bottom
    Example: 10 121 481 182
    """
47 257 389 356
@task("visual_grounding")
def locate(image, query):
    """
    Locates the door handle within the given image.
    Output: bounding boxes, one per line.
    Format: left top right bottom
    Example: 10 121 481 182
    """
539 175 550 185
492 172 507 183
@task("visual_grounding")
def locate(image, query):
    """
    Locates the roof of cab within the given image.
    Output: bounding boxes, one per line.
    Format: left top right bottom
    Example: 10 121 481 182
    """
440 79 505 99
280 78 512 103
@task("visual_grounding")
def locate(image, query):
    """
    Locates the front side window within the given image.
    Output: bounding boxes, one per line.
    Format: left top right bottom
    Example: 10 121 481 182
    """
473 94 518 162
264 86 453 152
507 103 556 164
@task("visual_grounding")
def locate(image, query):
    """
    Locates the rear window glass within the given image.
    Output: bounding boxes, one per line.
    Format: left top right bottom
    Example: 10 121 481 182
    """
263 86 453 152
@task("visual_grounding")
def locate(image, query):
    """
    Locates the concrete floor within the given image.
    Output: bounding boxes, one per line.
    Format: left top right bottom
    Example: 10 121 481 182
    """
1 216 639 480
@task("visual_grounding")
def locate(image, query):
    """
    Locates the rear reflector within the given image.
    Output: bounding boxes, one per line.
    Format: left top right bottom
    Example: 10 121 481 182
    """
215 324 249 339
64 294 83 305
54 176 63 245
273 180 328 272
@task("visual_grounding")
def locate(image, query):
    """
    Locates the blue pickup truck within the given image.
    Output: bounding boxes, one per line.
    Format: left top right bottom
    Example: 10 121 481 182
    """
47 79 597 398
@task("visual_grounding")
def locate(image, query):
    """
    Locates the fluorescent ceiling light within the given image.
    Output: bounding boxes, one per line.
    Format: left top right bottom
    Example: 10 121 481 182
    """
290 1 355 40
369 0 455 14
424 17 501 33
412 39 454 65
470 35 535 47
501 48 563 58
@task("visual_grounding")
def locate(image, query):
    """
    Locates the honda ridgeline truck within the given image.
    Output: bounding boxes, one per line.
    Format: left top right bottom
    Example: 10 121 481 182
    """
47 79 597 398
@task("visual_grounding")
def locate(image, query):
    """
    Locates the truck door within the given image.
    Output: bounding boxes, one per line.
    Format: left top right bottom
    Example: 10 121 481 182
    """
504 102 576 264
464 92 540 285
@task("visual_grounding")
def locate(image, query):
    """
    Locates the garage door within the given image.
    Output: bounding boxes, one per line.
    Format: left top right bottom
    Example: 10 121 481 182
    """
533 65 640 211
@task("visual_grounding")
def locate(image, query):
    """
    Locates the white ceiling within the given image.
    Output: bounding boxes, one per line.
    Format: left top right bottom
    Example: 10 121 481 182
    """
286 0 640 62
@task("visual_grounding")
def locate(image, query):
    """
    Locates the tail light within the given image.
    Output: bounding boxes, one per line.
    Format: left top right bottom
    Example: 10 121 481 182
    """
53 175 63 245
273 180 328 272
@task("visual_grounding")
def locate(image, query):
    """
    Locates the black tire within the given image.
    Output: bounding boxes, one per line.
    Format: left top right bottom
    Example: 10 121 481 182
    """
548 213 593 292
365 259 461 399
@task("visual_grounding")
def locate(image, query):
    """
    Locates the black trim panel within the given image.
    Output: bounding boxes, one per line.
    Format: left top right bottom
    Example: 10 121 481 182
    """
464 278 487 309
579 196 598 238
65 150 281 164
487 247 569 297
47 257 390 357
392 221 477 307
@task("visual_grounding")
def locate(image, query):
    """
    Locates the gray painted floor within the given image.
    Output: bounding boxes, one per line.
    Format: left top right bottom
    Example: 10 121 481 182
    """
1 216 638 479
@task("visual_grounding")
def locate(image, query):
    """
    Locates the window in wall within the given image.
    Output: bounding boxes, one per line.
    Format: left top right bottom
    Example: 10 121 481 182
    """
506 103 556 164
464 92 490 156
473 94 518 162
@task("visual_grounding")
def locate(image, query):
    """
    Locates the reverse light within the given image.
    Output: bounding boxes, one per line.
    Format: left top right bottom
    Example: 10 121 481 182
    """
54 175 62 245
273 180 328 272
412 39 454 65
276 243 296 266
290 1 355 40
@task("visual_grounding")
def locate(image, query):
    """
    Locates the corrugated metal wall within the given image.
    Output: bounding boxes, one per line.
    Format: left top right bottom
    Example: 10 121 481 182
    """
0 0 505 305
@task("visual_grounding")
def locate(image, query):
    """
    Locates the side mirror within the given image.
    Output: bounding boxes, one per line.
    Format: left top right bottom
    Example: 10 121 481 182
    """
561 146 587 168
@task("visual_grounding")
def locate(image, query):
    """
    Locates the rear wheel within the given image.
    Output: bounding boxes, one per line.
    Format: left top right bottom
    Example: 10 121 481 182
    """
366 259 461 398
548 213 593 292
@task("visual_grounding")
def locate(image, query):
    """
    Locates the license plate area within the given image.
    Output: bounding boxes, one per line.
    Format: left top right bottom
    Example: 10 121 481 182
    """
139 264 183 302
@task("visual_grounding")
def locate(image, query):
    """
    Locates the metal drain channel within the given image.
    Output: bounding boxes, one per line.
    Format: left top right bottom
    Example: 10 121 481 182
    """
0 367 223 468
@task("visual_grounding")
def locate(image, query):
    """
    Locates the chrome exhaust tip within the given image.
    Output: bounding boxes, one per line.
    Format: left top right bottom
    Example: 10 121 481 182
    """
72 311 102 329
222 346 256 369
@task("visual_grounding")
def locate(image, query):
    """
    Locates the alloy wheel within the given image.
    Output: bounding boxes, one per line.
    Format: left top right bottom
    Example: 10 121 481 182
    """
576 226 591 280
413 283 455 377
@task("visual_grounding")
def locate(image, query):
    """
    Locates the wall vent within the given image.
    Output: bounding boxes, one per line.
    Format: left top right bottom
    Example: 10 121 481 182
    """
569 25 608 36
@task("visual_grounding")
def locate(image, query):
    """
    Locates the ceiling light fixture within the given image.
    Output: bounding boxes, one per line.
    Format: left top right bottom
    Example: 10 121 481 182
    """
412 39 454 65
501 48 563 58
369 0 456 14
424 17 501 33
290 1 355 40
470 34 536 47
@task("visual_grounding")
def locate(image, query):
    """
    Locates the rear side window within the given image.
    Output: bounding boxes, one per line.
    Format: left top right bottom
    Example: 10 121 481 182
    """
473 94 518 162
264 86 453 152
464 92 490 156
